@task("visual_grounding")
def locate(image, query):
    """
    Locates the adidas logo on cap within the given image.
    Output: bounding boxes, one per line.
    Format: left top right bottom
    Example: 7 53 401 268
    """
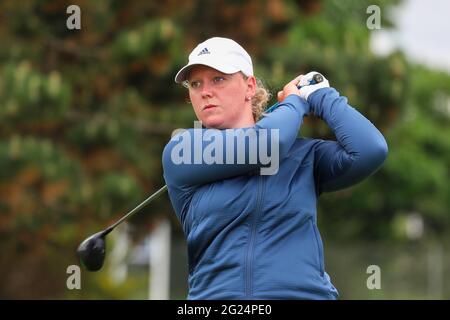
198 47 210 56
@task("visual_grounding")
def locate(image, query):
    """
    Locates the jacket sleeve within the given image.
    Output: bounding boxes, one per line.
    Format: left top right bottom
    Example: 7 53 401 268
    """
308 88 388 194
162 94 309 188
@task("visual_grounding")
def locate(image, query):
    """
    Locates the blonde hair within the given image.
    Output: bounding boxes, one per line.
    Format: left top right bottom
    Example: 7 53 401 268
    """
242 74 272 121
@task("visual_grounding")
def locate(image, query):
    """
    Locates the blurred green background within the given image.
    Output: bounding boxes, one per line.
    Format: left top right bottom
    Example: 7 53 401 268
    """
0 0 449 299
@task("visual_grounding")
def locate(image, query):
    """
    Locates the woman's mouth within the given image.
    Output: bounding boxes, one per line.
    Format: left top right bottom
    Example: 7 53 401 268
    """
203 104 217 110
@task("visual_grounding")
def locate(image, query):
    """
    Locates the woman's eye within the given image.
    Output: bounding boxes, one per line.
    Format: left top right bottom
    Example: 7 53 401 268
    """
213 76 225 83
190 81 201 88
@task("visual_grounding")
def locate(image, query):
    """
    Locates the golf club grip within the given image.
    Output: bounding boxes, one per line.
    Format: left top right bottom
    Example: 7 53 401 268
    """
310 73 324 85
295 73 324 88
265 73 324 114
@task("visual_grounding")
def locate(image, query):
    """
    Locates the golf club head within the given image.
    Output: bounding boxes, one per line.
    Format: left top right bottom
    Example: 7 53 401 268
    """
77 230 108 272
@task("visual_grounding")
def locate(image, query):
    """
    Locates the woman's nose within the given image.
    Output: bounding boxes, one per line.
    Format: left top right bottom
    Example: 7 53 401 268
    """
200 82 213 98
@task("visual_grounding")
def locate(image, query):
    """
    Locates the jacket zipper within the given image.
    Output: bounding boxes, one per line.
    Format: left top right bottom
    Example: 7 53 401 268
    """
245 174 265 297
311 219 325 277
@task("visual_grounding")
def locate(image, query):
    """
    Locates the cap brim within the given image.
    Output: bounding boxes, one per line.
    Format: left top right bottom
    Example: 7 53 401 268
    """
174 60 240 83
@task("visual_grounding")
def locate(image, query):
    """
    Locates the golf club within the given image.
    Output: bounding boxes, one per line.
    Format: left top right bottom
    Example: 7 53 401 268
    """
76 73 324 272
77 184 168 271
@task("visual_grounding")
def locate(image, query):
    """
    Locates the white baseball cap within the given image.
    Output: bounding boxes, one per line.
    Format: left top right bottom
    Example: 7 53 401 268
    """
174 37 254 83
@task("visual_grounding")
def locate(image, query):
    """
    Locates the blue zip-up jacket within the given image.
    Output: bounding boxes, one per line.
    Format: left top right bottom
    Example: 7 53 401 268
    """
162 88 388 299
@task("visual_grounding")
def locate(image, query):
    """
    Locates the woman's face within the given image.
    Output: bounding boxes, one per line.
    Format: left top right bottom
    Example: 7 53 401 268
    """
186 65 256 129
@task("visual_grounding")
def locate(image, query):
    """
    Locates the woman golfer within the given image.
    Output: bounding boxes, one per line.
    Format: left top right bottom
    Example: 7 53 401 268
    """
162 37 388 299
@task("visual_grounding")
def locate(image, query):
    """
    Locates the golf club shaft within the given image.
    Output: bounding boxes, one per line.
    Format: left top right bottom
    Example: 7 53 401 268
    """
106 185 168 232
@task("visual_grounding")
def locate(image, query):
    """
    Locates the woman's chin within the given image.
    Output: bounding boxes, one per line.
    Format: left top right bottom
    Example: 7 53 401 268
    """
201 117 226 129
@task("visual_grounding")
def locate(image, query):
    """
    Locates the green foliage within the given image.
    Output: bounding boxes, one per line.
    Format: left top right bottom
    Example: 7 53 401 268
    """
0 61 71 123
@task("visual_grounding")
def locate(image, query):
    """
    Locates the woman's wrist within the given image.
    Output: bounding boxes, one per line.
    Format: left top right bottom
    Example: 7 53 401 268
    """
283 93 311 115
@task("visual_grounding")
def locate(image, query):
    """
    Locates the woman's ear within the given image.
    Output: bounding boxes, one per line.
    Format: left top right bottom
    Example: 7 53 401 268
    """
246 76 257 99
